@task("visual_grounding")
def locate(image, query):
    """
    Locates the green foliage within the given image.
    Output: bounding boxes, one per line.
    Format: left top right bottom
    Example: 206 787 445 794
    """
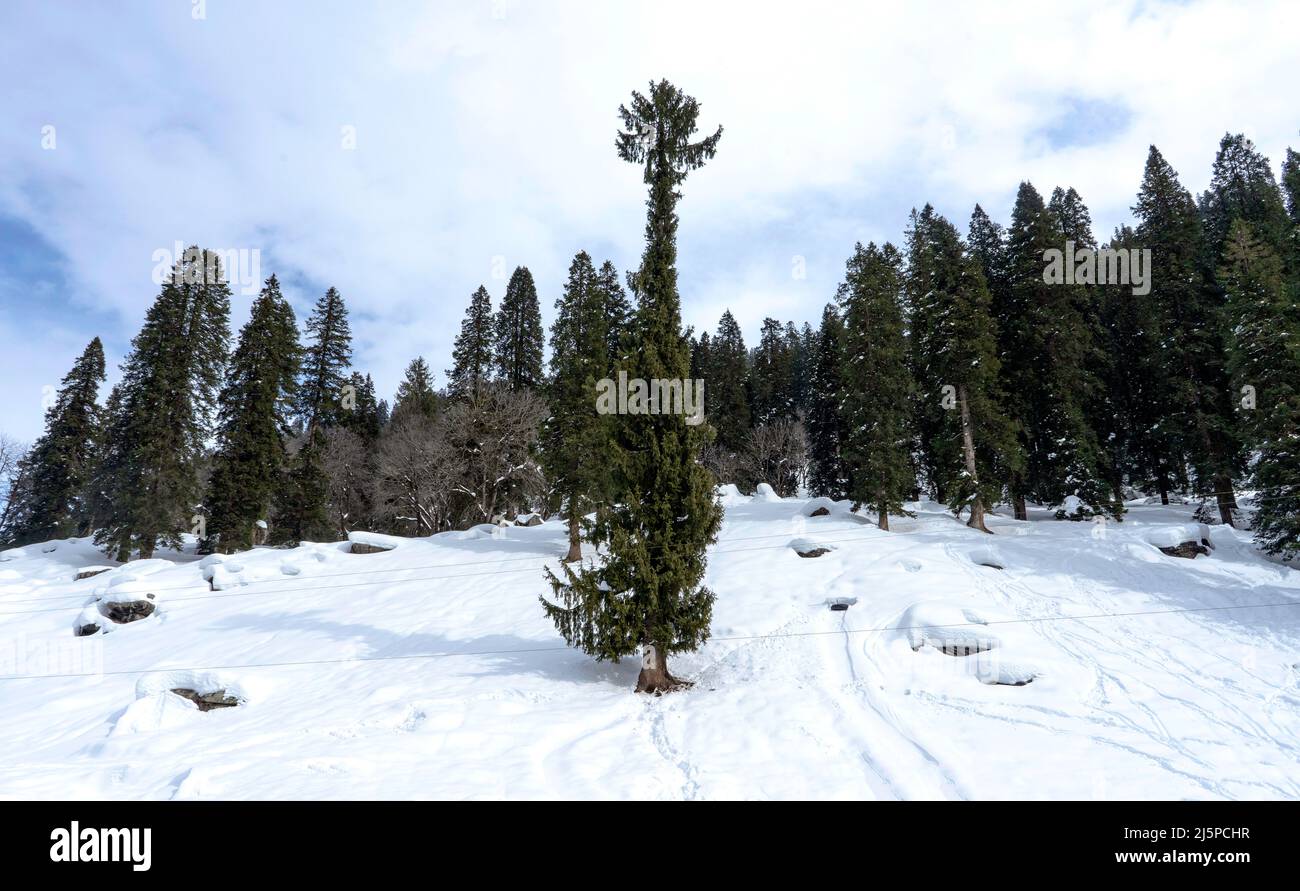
447 285 494 399
4 338 106 544
205 275 300 552
838 243 915 520
494 266 545 391
94 248 231 559
543 80 724 673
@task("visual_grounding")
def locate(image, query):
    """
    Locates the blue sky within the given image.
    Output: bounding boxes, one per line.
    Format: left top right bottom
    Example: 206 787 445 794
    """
1 0 1297 441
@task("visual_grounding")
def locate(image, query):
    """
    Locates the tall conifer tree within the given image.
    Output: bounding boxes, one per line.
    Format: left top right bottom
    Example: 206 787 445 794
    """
205 275 299 552
95 248 230 559
5 338 106 543
447 285 495 399
805 304 847 499
543 80 723 693
494 266 545 391
838 242 915 528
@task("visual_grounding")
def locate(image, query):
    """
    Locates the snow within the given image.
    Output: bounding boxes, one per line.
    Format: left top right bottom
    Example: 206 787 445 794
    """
1 498 1298 799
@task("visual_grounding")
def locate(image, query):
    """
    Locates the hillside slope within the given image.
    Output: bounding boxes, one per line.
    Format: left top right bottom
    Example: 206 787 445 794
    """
1 496 1297 800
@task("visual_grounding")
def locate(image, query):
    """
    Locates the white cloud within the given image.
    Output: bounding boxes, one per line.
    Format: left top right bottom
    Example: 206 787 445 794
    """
1 0 1297 438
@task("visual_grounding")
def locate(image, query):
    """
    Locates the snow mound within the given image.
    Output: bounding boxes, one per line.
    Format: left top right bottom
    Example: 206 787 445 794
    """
1145 523 1210 549
896 601 998 655
715 483 749 505
348 531 403 551
752 483 783 502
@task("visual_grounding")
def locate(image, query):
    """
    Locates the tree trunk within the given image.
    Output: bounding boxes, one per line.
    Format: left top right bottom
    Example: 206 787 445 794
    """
959 385 992 534
876 488 889 530
636 643 690 694
1013 493 1027 522
1213 473 1235 528
564 509 582 563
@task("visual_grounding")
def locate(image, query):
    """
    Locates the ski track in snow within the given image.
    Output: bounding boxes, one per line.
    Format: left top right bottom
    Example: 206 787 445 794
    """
1 498 1298 799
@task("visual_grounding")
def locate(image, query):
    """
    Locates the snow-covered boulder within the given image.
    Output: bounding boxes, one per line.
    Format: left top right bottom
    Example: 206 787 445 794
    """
514 513 544 527
349 531 402 554
753 483 783 502
1146 523 1212 559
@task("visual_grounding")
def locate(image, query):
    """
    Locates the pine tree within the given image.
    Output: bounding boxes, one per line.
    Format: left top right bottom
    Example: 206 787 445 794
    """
205 275 299 552
707 310 751 450
805 305 847 499
788 320 814 415
1220 220 1300 558
340 372 383 440
750 317 795 424
295 287 352 435
1096 224 1174 500
968 203 1025 517
391 357 439 422
1136 146 1240 524
596 259 633 368
447 285 495 399
906 207 1013 532
494 266 545 391
94 248 231 559
540 251 615 562
276 286 352 545
838 242 915 528
689 330 711 382
1200 133 1292 257
5 338 106 544
1005 183 1116 519
543 80 724 693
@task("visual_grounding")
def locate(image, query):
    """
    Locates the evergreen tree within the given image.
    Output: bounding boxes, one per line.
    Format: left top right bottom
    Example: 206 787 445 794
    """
340 372 383 440
1220 220 1300 558
205 275 299 552
94 248 231 559
540 251 615 562
750 317 795 424
494 266 545 391
1135 146 1240 524
391 357 439 422
968 203 1024 516
1096 224 1175 500
5 338 106 544
689 330 711 382
788 320 814 415
447 285 495 398
805 304 847 499
906 207 1013 531
596 259 633 368
707 310 751 450
1199 133 1291 257
295 287 352 435
543 80 724 693
1005 183 1116 519
838 242 915 528
276 286 352 545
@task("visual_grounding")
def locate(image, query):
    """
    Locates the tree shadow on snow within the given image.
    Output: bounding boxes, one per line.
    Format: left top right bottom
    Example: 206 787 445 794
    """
210 610 639 689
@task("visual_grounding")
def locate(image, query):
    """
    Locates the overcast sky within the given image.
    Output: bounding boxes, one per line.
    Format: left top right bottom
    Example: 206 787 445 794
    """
1 0 1297 441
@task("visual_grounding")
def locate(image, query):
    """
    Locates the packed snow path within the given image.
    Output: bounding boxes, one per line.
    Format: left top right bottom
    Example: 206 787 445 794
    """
1 497 1297 799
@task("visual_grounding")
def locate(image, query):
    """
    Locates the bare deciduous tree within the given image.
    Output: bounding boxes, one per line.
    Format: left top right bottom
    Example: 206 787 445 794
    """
745 419 807 498
375 414 456 536
441 384 546 525
321 426 378 535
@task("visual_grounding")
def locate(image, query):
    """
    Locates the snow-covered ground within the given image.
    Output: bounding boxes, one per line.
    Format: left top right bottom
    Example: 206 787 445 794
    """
1 495 1297 800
